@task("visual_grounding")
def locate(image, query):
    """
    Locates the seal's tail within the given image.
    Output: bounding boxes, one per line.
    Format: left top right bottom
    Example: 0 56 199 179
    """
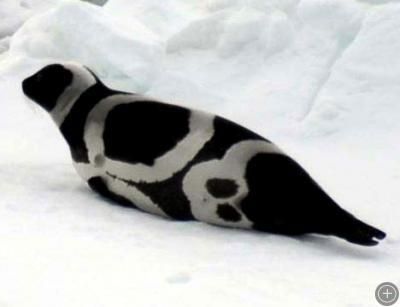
333 214 386 246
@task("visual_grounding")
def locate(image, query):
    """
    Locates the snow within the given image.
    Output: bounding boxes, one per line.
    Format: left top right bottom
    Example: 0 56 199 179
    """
7 1 163 92
0 0 59 48
1 0 399 306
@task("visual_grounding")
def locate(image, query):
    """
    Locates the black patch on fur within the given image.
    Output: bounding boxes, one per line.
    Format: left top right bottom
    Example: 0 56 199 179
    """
206 178 238 198
110 115 267 221
194 116 266 162
135 174 195 221
88 176 137 209
217 204 242 222
103 101 190 166
107 171 194 221
60 83 117 163
240 153 341 235
22 64 73 112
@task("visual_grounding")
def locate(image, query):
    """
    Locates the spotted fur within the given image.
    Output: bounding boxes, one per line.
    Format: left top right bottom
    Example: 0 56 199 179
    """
22 63 386 246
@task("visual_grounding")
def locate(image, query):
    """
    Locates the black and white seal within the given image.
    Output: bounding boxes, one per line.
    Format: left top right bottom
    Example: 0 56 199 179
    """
22 63 386 246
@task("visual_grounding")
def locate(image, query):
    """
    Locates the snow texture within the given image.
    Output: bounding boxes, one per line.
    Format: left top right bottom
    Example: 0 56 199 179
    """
1 0 399 306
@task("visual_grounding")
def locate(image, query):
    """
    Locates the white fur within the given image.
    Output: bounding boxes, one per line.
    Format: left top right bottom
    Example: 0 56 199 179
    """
183 140 283 228
73 162 167 217
50 63 97 126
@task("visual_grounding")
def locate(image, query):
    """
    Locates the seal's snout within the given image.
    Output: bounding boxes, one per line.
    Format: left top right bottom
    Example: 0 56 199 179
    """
22 74 37 98
22 78 28 94
22 72 46 107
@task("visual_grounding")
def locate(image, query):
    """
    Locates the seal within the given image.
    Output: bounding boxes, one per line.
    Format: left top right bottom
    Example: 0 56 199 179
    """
22 63 386 246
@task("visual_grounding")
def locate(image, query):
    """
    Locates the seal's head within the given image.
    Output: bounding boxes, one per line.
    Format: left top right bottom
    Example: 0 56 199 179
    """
22 64 74 112
22 63 99 125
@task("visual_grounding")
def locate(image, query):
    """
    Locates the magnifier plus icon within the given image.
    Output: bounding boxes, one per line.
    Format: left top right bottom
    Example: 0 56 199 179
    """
376 282 399 306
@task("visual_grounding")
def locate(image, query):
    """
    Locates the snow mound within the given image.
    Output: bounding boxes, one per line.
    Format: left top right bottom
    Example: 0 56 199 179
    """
0 0 57 37
8 0 163 92
304 3 400 137
104 0 197 39
205 0 299 13
0 0 58 55
166 7 293 58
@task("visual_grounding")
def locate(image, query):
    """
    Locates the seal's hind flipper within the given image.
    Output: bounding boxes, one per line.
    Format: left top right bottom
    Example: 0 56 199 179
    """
336 217 386 246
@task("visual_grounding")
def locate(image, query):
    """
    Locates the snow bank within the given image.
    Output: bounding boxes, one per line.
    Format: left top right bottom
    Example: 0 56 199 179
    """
1 0 399 306
0 0 115 56
304 3 400 137
0 0 57 38
7 1 163 92
0 0 58 55
149 0 368 138
104 0 197 39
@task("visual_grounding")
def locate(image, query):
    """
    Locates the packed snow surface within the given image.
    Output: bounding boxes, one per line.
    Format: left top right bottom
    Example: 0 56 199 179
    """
1 0 399 306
